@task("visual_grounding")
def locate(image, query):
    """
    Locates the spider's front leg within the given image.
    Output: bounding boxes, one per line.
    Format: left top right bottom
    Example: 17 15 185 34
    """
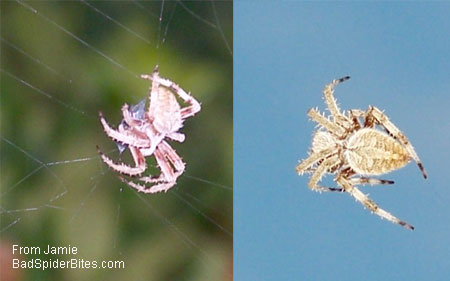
99 111 151 148
337 175 414 230
121 104 143 128
366 106 427 179
323 76 351 127
307 108 345 136
97 145 147 176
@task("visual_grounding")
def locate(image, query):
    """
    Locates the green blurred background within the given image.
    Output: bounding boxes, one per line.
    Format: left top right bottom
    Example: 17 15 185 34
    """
1 1 232 280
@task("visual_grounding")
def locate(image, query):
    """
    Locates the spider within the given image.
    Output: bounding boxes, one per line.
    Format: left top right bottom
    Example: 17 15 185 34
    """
296 76 427 230
97 66 201 193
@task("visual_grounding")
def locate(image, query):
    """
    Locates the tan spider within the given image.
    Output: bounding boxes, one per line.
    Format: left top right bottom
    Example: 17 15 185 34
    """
296 76 427 230
97 66 201 193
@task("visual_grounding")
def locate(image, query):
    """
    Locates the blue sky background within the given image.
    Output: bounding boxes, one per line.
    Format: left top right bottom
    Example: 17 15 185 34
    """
235 2 450 281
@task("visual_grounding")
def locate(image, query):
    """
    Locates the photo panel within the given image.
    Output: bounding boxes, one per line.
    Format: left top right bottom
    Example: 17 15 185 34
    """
235 1 450 281
1 1 232 280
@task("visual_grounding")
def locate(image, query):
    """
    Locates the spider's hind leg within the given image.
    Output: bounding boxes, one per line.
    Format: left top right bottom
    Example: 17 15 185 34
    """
337 175 414 230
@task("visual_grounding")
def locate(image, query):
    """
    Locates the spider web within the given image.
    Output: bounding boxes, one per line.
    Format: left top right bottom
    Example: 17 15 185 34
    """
1 1 232 280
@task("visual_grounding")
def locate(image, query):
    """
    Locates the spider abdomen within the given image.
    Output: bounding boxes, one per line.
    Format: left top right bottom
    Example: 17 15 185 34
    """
345 128 410 175
153 87 182 133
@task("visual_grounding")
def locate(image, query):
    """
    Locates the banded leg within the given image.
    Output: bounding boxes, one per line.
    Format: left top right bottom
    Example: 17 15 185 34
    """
98 112 151 148
323 76 351 127
118 174 175 194
368 106 427 178
97 145 146 176
158 141 185 176
348 109 365 130
337 175 414 230
307 108 345 136
307 155 343 192
119 141 185 194
118 147 175 194
349 177 395 186
296 148 336 175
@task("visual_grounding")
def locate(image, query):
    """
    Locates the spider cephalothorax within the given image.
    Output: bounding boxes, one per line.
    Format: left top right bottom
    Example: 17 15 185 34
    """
97 66 201 193
296 77 427 230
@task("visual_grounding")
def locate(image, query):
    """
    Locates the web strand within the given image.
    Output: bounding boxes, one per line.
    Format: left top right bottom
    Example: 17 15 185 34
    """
177 0 217 28
14 0 139 79
211 0 232 56
79 0 152 46
134 191 221 271
172 190 232 236
1 37 73 84
1 69 90 118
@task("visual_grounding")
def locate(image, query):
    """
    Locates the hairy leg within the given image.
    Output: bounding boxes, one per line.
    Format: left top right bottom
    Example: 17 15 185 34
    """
349 177 394 186
98 112 151 148
307 109 345 136
296 148 336 175
307 155 343 192
121 141 185 194
322 76 351 127
97 145 146 176
167 132 185 142
337 175 414 230
117 146 176 194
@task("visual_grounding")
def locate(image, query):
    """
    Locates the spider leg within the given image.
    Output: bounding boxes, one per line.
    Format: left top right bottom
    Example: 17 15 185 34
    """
349 177 394 186
167 132 185 142
348 109 365 130
307 155 344 192
148 141 185 182
137 147 176 191
337 175 414 230
323 76 351 127
296 148 336 175
97 145 146 176
121 142 184 194
99 111 151 148
141 67 201 119
349 109 366 118
367 106 427 179
121 104 143 127
118 176 175 194
158 141 185 176
307 109 345 136
117 148 175 194
143 144 180 193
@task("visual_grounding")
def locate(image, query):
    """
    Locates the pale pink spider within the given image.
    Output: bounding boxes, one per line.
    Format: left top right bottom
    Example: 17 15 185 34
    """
97 66 201 193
